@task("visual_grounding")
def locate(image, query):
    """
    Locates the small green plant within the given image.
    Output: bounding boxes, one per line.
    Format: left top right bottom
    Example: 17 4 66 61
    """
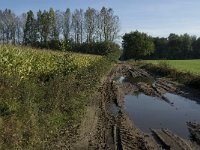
158 60 170 68
0 102 10 116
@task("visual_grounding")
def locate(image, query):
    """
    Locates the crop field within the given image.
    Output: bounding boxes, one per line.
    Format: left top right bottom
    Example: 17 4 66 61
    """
145 60 200 75
0 45 102 79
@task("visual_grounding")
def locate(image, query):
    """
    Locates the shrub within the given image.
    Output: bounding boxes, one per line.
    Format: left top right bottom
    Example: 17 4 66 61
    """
67 41 120 56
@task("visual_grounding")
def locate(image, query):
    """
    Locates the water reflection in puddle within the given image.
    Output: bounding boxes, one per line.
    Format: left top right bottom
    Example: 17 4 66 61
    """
110 104 120 114
125 93 200 138
125 76 154 85
115 76 154 85
117 76 125 83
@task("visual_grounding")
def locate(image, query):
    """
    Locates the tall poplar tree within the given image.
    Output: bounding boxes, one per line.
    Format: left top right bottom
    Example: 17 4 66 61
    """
23 10 37 46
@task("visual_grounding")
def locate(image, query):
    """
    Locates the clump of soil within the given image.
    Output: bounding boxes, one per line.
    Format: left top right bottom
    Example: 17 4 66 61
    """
187 122 200 145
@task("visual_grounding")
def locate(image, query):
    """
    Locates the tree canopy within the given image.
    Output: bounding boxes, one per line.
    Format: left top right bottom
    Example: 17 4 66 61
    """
0 7 120 53
122 31 155 60
122 31 200 60
150 33 198 59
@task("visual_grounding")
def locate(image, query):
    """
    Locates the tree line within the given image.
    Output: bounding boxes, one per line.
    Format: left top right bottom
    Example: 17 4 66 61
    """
122 31 200 60
151 33 200 59
0 7 120 54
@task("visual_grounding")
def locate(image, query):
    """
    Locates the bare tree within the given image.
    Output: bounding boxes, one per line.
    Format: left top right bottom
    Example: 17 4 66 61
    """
79 9 84 43
0 9 17 44
110 15 120 41
15 16 21 44
0 7 120 45
95 11 103 42
100 7 120 42
63 8 71 41
55 10 63 38
84 7 96 43
71 9 84 44
15 13 27 44
100 7 108 41
0 10 4 43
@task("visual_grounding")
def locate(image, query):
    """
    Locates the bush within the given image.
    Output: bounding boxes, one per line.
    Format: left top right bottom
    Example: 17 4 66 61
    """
62 41 121 56
122 31 155 60
158 60 171 69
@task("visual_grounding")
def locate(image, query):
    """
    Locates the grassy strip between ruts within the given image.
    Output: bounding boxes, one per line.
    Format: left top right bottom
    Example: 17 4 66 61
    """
0 45 118 149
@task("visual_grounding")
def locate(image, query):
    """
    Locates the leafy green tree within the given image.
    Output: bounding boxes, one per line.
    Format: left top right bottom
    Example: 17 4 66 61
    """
122 31 155 60
48 8 59 41
63 8 71 41
36 10 43 44
41 10 49 47
153 37 168 59
167 33 193 59
167 33 183 59
48 8 59 49
192 37 200 58
180 34 193 59
23 10 37 46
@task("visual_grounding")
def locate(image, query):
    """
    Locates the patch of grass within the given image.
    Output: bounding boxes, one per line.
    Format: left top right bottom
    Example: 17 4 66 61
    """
142 63 200 90
145 60 200 75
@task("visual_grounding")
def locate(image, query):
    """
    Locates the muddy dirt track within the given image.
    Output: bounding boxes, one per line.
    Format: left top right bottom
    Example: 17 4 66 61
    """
48 62 200 150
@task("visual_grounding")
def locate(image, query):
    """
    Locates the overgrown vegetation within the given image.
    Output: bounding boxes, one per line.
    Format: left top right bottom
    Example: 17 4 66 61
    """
0 45 119 149
61 41 121 56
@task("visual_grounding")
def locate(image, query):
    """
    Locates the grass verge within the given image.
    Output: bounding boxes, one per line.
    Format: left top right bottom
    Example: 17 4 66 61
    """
144 60 200 75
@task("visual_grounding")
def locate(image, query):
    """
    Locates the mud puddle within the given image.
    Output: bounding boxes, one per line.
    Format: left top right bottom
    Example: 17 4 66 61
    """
125 93 200 138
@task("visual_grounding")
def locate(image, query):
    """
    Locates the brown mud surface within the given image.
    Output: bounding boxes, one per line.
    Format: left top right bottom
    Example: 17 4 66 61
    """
48 62 200 149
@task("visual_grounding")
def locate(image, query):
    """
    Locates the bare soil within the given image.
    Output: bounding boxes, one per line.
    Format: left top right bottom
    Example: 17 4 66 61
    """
48 62 200 149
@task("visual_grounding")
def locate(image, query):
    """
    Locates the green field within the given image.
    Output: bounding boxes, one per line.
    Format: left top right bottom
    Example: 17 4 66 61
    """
0 45 102 79
145 60 200 75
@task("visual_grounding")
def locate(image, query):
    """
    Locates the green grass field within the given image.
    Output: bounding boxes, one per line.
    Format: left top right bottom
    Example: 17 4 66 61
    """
145 60 200 75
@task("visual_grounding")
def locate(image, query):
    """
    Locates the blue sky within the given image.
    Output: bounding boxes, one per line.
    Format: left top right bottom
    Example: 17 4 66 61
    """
1 0 200 37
